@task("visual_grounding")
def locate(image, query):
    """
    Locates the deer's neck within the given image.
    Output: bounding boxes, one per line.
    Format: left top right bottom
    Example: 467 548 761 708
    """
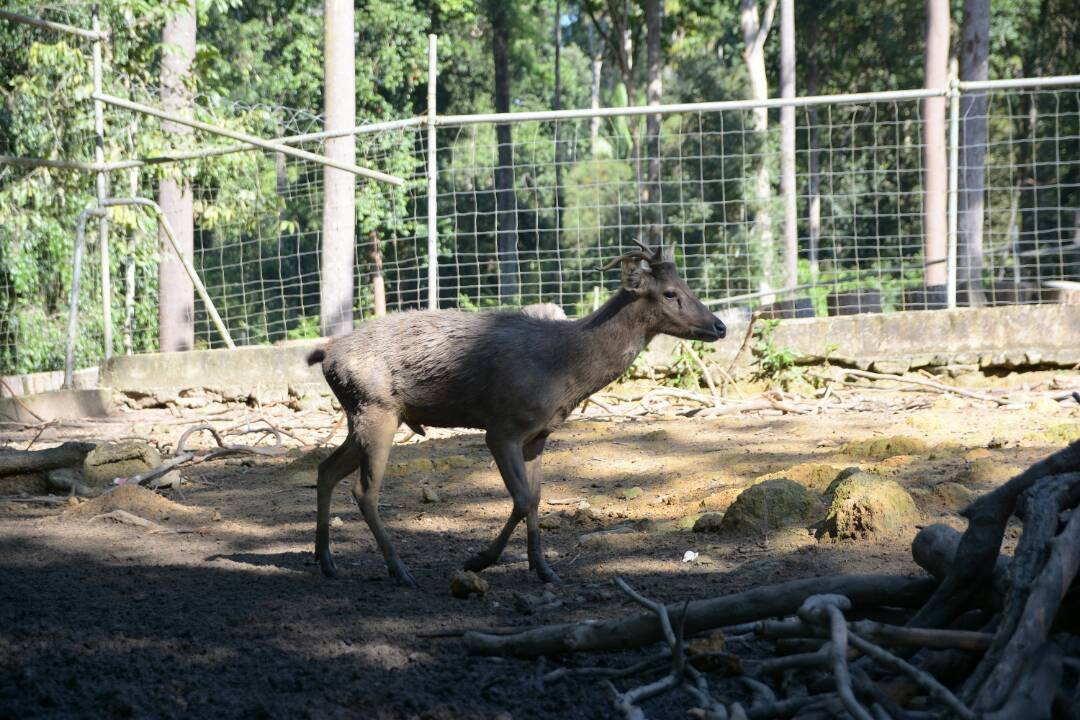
564 290 655 395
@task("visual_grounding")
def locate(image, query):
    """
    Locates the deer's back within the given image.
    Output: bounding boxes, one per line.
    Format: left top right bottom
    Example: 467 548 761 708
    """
319 310 575 429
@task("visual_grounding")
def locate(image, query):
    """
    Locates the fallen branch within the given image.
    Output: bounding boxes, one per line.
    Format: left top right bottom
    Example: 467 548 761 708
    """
678 341 721 407
910 441 1080 629
0 377 45 423
464 574 935 658
0 441 96 476
970 496 1080 712
605 578 688 719
824 367 1010 406
115 421 288 487
89 508 161 530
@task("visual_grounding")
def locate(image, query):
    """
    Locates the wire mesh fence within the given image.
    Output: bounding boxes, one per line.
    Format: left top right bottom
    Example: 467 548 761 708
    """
1 8 1078 378
432 98 933 316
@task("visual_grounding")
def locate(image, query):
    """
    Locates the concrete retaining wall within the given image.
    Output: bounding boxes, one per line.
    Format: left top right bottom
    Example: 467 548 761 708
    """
642 303 1080 374
97 304 1080 397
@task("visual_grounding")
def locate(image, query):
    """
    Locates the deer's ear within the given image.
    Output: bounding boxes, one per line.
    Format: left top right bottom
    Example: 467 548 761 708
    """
621 258 652 293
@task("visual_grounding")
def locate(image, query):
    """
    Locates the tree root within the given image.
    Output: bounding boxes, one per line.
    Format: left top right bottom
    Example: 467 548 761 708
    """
459 442 1080 719
115 420 288 487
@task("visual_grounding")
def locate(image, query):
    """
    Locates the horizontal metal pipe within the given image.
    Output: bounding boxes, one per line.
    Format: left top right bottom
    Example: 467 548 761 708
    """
958 75 1080 91
0 9 107 40
0 155 98 172
93 92 405 185
436 88 946 127
98 115 426 170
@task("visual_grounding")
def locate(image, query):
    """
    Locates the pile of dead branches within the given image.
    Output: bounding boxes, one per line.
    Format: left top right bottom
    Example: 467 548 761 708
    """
463 441 1080 719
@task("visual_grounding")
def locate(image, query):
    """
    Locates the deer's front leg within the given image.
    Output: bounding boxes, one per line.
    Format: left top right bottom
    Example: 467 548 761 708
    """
521 434 558 583
465 432 559 583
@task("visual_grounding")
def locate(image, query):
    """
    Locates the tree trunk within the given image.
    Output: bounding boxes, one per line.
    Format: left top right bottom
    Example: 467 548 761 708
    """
740 0 778 300
553 0 563 246
124 166 138 356
588 24 603 151
157 0 196 352
806 30 821 279
779 0 797 289
644 0 663 245
320 0 356 337
957 0 990 306
490 1 519 303
922 0 949 293
369 232 386 316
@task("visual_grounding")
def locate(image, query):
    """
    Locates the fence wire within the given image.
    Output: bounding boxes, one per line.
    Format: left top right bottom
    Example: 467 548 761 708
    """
1 9 1078 377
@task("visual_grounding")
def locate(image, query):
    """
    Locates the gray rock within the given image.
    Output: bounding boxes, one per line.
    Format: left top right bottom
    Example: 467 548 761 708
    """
823 474 919 540
83 441 161 486
711 479 822 536
449 570 489 598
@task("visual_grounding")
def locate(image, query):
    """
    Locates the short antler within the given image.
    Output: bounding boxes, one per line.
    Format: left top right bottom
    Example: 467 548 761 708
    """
597 240 666 272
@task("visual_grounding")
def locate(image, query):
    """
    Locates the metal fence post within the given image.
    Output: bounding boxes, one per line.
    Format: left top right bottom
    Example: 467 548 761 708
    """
92 9 112 359
946 76 960 310
426 34 438 310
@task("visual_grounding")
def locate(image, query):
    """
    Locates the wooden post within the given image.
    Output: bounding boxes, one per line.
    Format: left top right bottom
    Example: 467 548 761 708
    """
321 0 357 337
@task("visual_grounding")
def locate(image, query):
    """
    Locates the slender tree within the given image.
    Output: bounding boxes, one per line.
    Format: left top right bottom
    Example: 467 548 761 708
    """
740 0 778 300
554 0 564 243
922 0 949 298
158 0 196 352
644 0 663 244
320 0 357 336
958 0 990 305
489 0 519 303
779 0 796 289
587 23 604 151
805 9 821 279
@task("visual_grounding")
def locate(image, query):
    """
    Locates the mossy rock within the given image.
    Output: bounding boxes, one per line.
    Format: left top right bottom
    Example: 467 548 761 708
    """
385 457 435 477
83 441 161 486
823 467 865 500
1030 423 1080 445
842 435 928 460
965 458 1021 486
751 463 844 493
710 479 822 536
434 455 472 471
691 512 725 533
279 447 333 484
823 474 918 540
933 482 977 512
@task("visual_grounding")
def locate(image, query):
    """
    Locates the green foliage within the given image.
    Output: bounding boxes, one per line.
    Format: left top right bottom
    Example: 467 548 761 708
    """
286 314 320 340
667 340 711 391
0 0 1075 376
750 319 800 388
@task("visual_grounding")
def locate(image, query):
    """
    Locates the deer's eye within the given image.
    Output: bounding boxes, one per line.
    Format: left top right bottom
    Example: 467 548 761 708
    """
663 290 677 300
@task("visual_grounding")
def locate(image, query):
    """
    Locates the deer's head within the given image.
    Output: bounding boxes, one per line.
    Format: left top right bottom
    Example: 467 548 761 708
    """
600 241 726 342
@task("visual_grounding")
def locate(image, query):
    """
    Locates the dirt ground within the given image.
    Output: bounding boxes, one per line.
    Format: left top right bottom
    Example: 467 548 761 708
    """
1 372 1078 719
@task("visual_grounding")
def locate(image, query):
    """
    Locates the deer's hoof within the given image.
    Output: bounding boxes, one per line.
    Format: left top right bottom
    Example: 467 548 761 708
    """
392 567 418 589
463 552 496 573
316 550 338 578
533 562 561 585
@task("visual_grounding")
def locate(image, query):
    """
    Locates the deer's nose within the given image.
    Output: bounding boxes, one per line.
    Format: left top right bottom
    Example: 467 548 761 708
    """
713 319 727 339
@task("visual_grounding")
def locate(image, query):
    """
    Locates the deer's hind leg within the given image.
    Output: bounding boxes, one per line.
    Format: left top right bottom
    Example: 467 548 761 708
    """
351 406 416 588
315 437 363 578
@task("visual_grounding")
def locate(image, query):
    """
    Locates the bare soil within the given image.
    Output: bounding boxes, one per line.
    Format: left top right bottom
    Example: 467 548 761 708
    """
0 375 1077 719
